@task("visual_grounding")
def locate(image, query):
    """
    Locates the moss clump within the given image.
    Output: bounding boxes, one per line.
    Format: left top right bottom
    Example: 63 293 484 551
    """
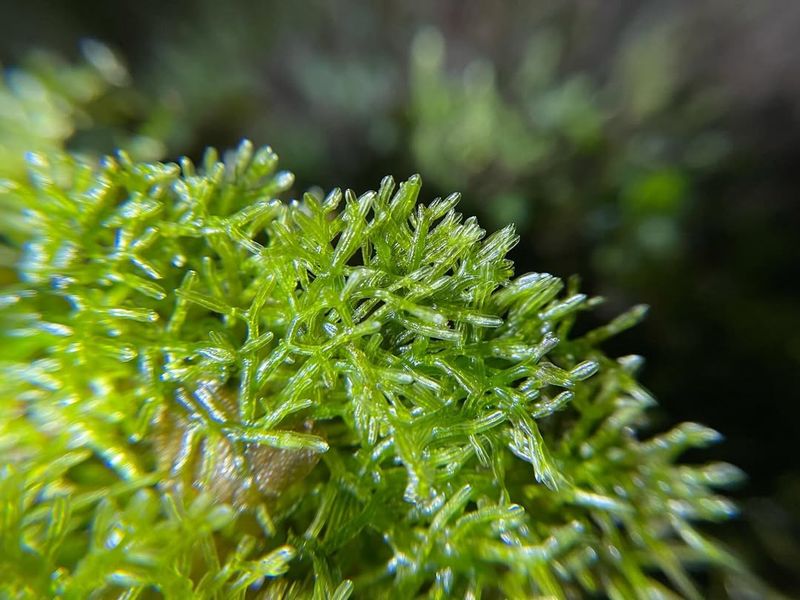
0 141 748 598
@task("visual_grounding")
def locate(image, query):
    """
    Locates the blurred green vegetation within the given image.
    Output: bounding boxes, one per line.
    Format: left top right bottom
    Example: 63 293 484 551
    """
1 0 799 595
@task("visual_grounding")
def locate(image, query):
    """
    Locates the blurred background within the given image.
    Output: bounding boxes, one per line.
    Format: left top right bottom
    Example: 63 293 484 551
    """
1 0 799 594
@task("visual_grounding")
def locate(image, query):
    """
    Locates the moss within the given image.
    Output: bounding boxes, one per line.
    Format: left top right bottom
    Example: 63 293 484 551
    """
0 141 752 598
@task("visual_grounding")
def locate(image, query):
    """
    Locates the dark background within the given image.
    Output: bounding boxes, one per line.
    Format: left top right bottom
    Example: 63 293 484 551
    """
2 0 799 594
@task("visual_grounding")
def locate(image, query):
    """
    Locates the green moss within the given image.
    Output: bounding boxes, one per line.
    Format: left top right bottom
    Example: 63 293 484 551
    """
1 141 750 598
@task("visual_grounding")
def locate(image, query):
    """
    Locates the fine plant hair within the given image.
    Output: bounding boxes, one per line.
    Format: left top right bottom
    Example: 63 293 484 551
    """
0 141 750 598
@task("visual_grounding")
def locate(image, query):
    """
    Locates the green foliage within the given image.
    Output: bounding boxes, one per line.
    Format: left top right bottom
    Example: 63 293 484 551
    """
408 25 729 276
0 140 754 598
0 42 165 268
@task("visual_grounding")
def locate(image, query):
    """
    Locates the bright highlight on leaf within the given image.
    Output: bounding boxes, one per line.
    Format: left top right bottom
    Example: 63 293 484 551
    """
0 141 754 598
